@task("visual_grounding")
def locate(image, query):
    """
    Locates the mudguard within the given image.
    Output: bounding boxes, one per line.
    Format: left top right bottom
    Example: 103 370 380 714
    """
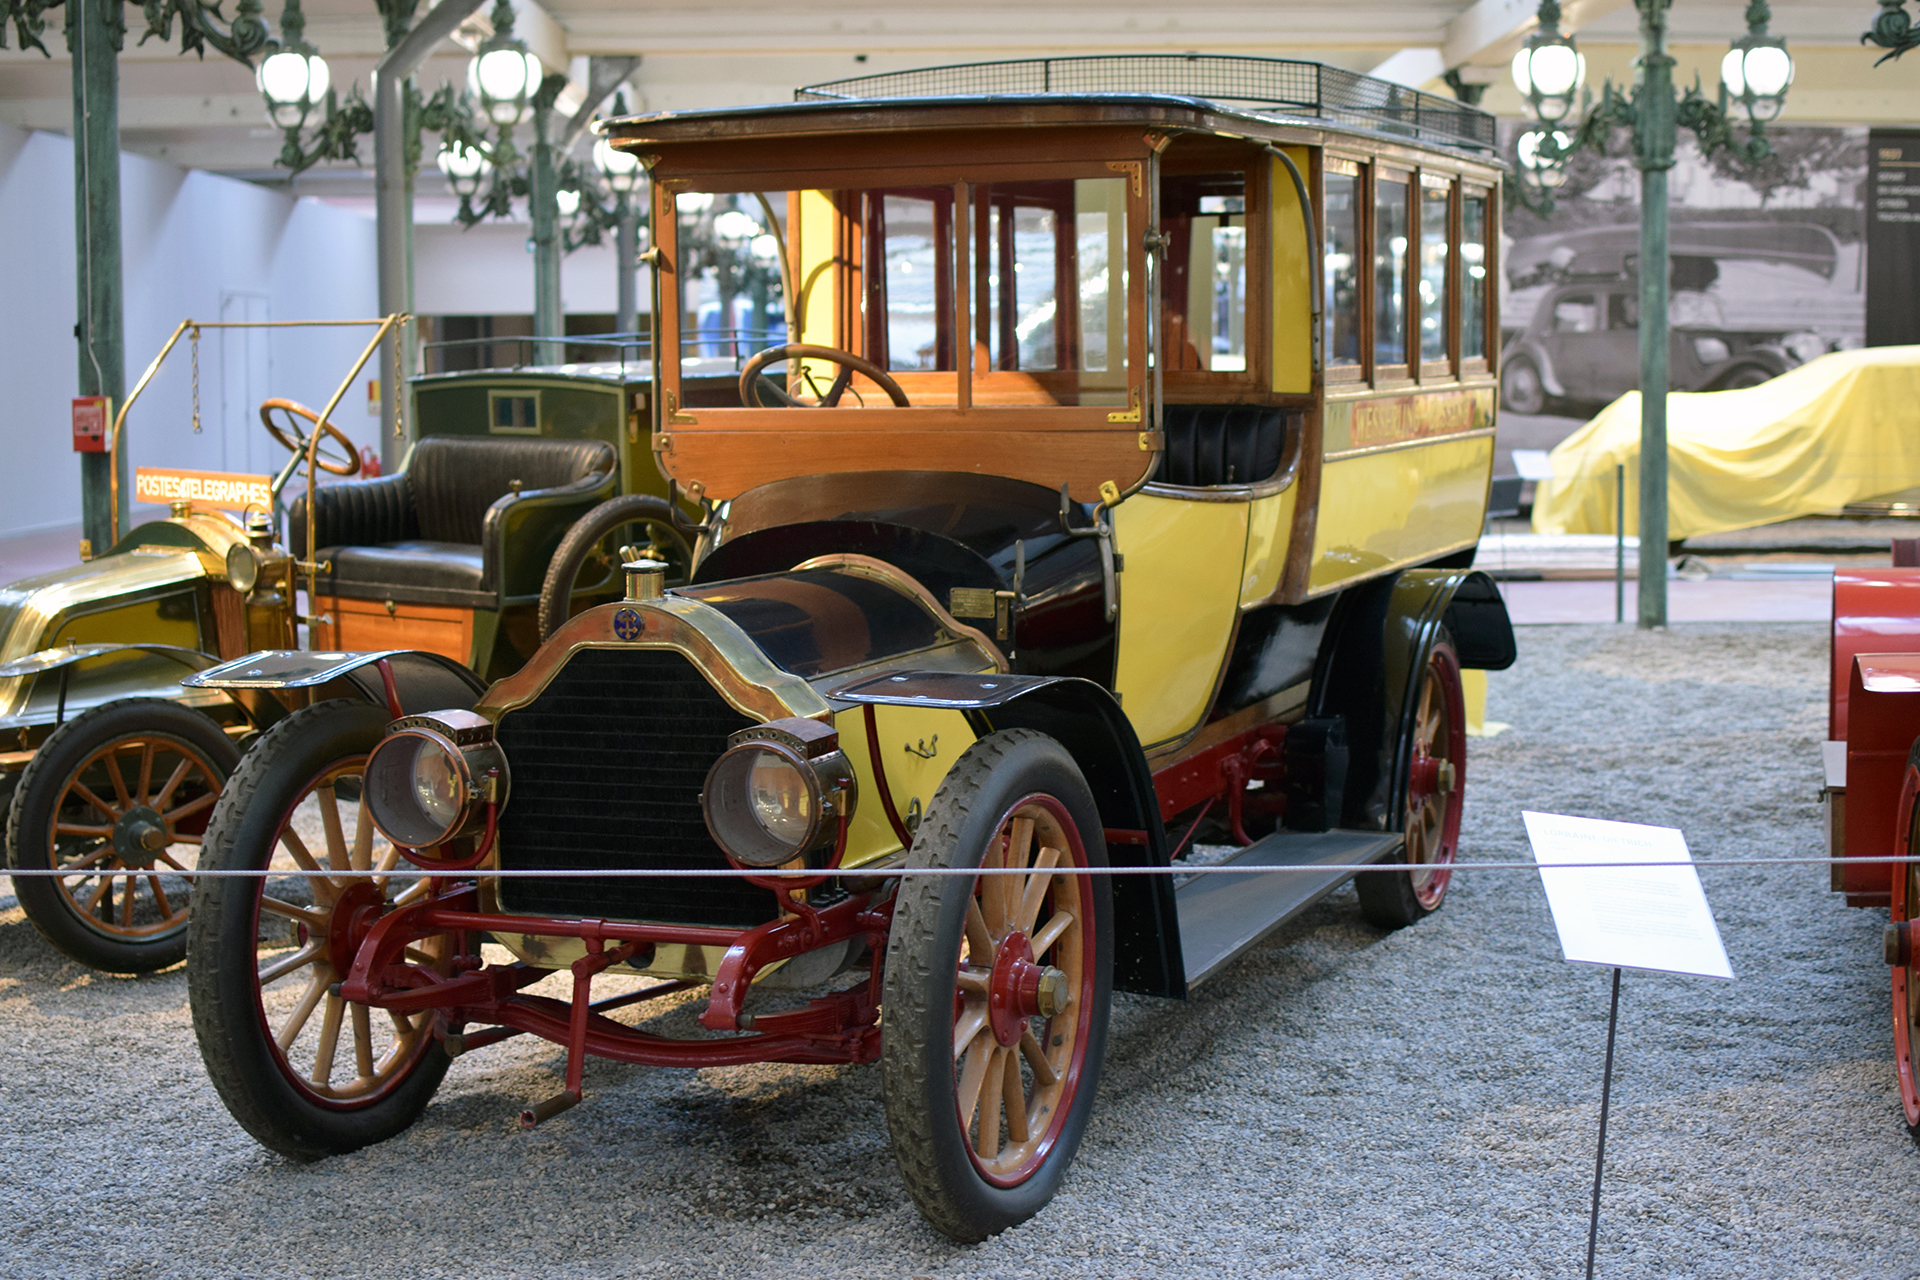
185 648 487 715
1830 569 1920 741
831 670 1185 998
1308 568 1515 831
0 641 215 682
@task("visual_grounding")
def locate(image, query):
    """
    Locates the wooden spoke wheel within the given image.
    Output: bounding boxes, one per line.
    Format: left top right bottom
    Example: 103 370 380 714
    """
7 699 239 973
188 700 453 1158
881 729 1112 1243
1889 752 1920 1135
537 494 694 642
1358 636 1467 929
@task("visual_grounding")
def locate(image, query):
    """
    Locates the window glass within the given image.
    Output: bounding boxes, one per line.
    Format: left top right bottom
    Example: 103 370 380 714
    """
879 192 954 371
1608 293 1638 329
974 178 1129 385
1324 172 1362 369
1553 297 1600 333
675 191 788 361
1373 176 1410 370
1160 173 1248 372
1461 193 1489 361
1419 183 1451 363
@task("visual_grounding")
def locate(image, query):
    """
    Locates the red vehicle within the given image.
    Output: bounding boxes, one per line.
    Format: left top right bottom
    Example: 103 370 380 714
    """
1824 554 1920 1132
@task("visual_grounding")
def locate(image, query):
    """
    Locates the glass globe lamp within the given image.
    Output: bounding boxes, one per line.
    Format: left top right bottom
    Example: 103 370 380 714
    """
436 142 491 197
257 47 330 131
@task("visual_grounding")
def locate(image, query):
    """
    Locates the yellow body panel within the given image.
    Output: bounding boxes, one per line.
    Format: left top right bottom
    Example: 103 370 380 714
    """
1269 149 1313 396
1112 493 1249 747
1239 483 1299 606
835 701 979 868
1309 433 1494 594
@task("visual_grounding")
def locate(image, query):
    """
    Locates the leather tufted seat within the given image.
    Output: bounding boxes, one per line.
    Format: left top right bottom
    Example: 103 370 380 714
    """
292 436 617 608
1160 405 1290 488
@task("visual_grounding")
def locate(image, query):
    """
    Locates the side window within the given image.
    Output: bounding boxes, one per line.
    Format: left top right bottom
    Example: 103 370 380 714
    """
1324 165 1364 375
877 191 956 372
1418 178 1452 367
1461 190 1490 364
1160 171 1250 373
1373 173 1411 374
1608 294 1638 329
1552 296 1600 333
972 178 1130 385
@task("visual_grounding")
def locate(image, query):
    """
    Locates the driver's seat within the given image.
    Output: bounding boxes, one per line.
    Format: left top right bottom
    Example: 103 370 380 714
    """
291 435 617 610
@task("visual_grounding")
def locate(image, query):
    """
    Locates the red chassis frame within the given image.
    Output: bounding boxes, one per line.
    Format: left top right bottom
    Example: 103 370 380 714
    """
331 878 894 1122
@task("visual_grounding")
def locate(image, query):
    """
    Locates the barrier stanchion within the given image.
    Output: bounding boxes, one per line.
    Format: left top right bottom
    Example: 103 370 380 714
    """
1615 463 1626 624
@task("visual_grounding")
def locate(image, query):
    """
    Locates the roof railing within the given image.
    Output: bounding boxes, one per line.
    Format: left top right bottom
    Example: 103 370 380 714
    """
796 54 1495 152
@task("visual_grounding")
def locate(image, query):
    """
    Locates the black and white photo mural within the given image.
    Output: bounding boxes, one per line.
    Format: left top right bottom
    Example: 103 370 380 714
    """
1499 123 1867 415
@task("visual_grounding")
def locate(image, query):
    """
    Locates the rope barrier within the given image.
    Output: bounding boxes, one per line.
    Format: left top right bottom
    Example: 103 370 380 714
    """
2 854 1913 880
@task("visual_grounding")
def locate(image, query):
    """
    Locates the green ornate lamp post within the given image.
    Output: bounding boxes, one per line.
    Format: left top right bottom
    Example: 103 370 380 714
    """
1517 0 1792 629
592 94 649 337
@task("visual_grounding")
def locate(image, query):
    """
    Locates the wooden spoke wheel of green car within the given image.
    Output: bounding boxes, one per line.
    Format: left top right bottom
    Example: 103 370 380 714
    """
881 729 1112 1243
7 698 239 973
537 494 695 641
188 701 453 1158
1357 637 1467 929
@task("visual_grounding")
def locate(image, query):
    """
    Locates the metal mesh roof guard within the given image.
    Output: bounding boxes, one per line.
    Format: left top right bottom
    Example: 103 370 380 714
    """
796 55 1494 153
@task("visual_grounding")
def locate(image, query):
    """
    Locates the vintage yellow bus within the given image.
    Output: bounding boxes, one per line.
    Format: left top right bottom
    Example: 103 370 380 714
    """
185 56 1516 1244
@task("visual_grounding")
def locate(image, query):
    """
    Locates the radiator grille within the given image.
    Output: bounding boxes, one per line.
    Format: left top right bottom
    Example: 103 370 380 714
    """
495 646 772 926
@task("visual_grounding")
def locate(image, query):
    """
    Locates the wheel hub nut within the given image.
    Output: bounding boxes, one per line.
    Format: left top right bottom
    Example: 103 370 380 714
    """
110 805 168 868
1032 967 1071 1018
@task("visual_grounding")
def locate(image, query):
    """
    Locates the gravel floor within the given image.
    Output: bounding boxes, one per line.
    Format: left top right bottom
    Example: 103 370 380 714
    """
0 621 1913 1279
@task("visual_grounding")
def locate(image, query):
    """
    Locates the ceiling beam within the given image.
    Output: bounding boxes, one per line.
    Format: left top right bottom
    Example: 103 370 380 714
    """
1442 0 1632 69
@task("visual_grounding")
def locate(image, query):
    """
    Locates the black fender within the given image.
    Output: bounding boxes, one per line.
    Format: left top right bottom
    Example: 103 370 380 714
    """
182 648 487 716
1307 569 1515 831
830 670 1185 998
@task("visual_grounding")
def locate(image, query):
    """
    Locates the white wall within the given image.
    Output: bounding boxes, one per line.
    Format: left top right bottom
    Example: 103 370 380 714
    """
414 219 644 318
0 122 379 539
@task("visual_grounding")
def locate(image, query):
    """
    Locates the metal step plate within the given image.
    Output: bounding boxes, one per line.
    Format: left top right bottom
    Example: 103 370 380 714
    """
1175 829 1403 989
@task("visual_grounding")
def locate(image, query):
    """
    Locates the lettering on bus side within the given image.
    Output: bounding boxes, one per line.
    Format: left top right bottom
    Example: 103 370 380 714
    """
1322 387 1494 453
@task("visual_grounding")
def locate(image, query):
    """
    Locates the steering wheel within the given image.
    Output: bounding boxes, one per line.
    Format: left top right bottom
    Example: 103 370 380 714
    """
737 344 911 409
258 399 361 476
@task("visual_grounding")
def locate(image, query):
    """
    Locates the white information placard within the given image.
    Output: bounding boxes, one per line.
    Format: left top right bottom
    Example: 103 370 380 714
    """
1523 811 1734 980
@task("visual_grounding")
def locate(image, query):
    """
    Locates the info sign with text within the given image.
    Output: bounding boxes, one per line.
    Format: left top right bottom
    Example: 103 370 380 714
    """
1523 811 1733 981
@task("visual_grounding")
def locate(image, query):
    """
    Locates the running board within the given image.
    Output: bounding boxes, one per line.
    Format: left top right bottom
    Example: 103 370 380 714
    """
1174 829 1403 989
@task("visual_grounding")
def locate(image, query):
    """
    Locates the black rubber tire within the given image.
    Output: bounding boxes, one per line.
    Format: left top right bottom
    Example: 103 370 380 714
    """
537 493 693 641
7 698 238 973
1500 355 1548 415
880 729 1113 1243
187 699 451 1159
1715 364 1775 391
1357 636 1466 930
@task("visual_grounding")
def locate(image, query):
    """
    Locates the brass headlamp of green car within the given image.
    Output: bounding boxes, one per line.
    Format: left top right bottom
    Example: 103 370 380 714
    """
703 717 856 868
365 710 510 849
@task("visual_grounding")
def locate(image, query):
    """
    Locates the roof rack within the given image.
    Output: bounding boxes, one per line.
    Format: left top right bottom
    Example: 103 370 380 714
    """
796 55 1495 153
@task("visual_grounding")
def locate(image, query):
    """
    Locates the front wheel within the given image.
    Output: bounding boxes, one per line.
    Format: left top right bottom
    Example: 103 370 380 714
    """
1357 638 1466 929
1500 355 1547 415
7 698 238 973
187 699 452 1159
881 729 1113 1242
1889 748 1920 1137
537 494 693 641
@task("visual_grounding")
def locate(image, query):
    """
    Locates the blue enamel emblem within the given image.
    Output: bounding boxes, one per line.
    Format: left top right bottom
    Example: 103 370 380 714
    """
613 607 643 640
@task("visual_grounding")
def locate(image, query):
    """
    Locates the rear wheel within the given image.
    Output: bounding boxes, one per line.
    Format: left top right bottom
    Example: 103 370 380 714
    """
1715 364 1774 390
7 698 237 973
1500 356 1547 415
1357 638 1466 929
188 699 452 1159
881 729 1112 1242
537 494 693 641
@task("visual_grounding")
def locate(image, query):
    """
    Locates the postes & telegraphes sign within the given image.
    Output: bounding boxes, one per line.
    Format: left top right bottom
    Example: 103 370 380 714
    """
1321 387 1494 455
134 467 273 513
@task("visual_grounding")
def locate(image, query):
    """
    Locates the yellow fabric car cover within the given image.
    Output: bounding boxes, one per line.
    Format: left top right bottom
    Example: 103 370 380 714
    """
1531 346 1920 539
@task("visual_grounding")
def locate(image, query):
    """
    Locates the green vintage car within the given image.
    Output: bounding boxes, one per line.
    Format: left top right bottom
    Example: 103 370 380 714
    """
1 327 726 973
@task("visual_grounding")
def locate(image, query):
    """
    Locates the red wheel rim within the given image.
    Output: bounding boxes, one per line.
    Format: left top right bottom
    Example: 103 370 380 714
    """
1404 644 1467 910
950 793 1095 1188
250 757 445 1110
1893 764 1920 1128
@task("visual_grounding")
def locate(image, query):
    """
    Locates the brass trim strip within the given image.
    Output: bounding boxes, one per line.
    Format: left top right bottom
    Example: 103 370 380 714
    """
1322 424 1496 462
